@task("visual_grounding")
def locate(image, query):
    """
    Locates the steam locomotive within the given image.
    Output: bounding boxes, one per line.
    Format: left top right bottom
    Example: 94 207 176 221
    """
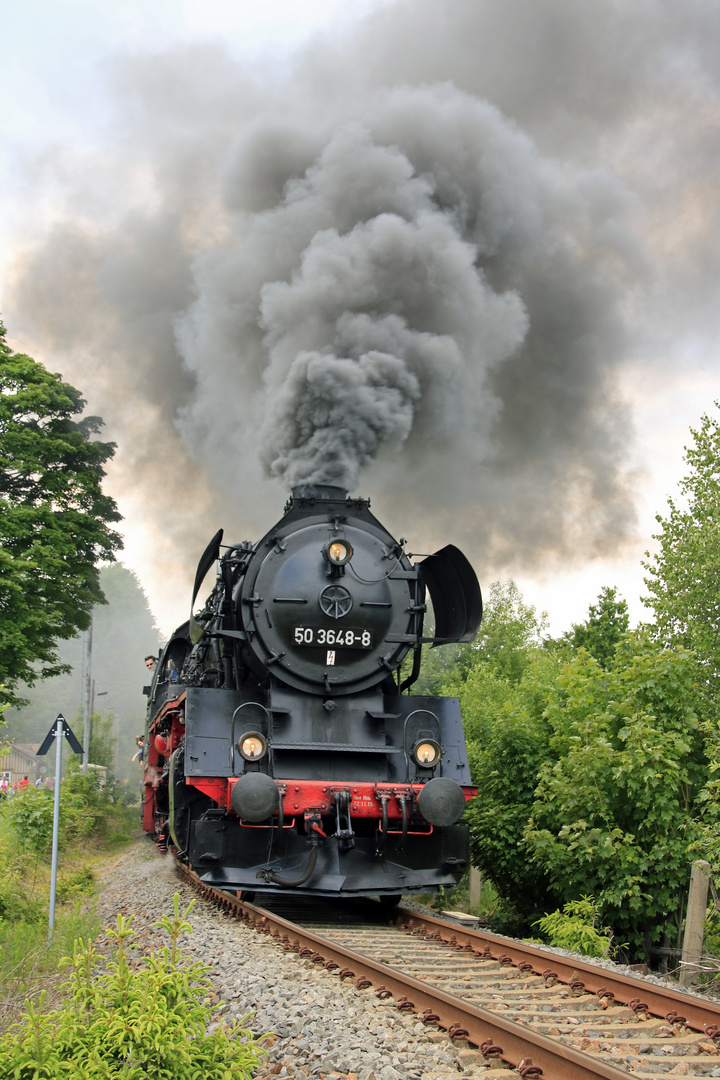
142 484 481 902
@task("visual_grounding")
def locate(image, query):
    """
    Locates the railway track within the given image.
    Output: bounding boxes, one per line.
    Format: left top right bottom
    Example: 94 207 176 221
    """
176 865 720 1078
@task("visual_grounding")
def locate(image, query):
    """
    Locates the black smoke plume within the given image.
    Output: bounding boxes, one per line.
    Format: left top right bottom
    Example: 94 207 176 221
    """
7 0 720 620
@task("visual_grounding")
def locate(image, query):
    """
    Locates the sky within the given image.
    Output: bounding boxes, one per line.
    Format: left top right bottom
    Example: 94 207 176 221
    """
2 0 720 640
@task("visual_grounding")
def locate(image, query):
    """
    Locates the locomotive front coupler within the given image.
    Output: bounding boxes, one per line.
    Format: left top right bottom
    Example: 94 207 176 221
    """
375 792 391 858
332 791 355 851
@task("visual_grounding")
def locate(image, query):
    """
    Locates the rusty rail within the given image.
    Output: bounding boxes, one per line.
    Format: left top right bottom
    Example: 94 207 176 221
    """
178 867 632 1079
392 908 720 1035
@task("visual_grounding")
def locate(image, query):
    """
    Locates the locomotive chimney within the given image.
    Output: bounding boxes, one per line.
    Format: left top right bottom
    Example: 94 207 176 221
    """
290 484 349 502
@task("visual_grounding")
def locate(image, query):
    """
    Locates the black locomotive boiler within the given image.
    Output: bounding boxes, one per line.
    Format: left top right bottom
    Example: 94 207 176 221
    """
142 484 481 902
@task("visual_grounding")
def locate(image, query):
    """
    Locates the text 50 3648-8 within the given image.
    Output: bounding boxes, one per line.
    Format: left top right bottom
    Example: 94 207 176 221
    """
293 626 373 649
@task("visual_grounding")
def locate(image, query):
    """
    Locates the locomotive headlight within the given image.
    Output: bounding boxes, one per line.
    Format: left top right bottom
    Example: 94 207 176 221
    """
324 538 353 566
412 739 441 768
238 732 268 761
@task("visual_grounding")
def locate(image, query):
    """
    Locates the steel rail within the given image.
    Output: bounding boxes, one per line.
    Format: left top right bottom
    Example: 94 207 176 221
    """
187 874 630 1080
393 908 720 1033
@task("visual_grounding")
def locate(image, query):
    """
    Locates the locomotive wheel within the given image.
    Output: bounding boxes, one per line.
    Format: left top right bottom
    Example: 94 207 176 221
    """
236 890 256 902
378 894 402 910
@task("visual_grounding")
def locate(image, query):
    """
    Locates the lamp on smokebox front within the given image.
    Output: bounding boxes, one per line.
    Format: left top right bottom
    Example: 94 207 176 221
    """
323 538 353 567
411 739 441 768
237 732 268 761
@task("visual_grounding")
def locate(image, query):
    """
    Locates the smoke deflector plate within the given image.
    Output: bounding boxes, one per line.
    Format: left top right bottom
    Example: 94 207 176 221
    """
419 545 482 645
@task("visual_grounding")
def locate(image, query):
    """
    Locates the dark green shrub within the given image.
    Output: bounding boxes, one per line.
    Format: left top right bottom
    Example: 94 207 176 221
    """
56 867 95 903
6 787 54 855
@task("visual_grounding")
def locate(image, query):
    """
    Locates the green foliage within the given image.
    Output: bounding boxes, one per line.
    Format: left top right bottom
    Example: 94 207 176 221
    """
425 576 711 952
5 768 118 856
443 873 524 934
6 787 55 856
534 896 613 958
431 885 446 914
643 403 720 717
0 823 41 924
462 652 561 919
450 580 549 692
0 802 104 1017
89 709 115 770
565 586 629 668
0 903 103 1023
411 580 549 697
524 629 705 949
3 562 160 771
56 867 95 904
703 905 720 968
0 895 264 1078
692 785 720 878
446 585 559 921
62 765 116 842
0 323 122 706
409 639 472 696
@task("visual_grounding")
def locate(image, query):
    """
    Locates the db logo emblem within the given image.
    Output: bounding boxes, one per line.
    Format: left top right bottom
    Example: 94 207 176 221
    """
326 650 336 666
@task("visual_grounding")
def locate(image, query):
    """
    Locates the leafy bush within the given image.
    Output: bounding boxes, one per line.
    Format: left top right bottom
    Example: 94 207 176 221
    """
0 829 40 924
62 765 113 841
4 767 126 858
0 895 265 1078
6 787 55 855
524 630 706 951
0 805 105 1026
57 866 95 903
459 651 562 921
534 897 614 958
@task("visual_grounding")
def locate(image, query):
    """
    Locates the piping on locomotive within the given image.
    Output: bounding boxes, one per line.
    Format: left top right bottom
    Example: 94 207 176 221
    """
142 484 482 900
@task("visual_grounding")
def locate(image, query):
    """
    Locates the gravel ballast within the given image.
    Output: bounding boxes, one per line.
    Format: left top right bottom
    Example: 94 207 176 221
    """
94 840 719 1078
93 841 490 1079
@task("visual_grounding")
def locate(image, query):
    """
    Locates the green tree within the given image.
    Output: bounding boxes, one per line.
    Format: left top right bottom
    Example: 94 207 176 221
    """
0 323 122 704
441 580 549 696
524 629 705 954
3 563 160 771
445 581 559 926
461 651 561 926
89 708 116 770
470 580 549 684
566 586 629 668
643 403 720 714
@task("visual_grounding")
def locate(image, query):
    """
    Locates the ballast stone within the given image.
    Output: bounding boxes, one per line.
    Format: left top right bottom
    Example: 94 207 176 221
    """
92 842 474 1080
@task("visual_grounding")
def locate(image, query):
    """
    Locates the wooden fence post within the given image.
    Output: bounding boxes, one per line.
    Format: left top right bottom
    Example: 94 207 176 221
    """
469 866 482 908
680 859 711 986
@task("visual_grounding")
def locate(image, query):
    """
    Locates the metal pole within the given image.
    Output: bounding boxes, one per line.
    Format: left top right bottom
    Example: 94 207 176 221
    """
83 616 93 771
48 717 64 942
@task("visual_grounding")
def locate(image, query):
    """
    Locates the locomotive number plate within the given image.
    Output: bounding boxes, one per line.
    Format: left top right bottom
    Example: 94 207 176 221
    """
293 626 373 649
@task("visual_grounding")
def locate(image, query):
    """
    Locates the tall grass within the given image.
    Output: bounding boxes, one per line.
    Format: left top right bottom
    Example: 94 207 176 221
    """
0 902 103 1031
0 782 140 1031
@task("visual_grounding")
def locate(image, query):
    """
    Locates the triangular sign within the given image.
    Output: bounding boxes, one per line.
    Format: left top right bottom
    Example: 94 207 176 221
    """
37 714 84 756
